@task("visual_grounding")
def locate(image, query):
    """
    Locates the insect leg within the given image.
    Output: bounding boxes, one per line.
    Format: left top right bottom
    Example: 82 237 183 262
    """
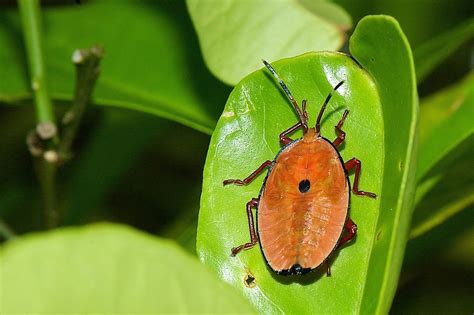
344 158 377 198
231 198 259 256
324 260 332 277
279 121 303 146
223 160 272 186
326 218 357 275
336 218 358 249
332 110 349 147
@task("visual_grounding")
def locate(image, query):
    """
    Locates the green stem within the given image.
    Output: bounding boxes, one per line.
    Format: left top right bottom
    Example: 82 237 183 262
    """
35 158 58 229
18 0 59 228
18 0 56 126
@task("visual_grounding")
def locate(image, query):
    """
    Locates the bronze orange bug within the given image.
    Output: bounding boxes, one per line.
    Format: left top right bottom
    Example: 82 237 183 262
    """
223 60 377 276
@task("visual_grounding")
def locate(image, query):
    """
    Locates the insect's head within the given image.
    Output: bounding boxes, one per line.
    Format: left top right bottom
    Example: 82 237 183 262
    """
263 60 344 137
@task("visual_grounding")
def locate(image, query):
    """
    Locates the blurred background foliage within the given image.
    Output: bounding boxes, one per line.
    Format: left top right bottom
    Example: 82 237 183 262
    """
0 0 472 313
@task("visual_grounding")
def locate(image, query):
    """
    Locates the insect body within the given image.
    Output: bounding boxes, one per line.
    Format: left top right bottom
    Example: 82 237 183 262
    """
224 60 376 276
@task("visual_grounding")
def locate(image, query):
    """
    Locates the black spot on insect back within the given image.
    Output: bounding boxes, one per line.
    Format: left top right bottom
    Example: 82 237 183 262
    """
299 179 310 193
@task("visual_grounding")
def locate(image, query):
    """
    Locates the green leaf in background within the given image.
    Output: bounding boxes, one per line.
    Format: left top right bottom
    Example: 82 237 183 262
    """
349 16 418 314
416 73 473 181
407 73 473 239
414 18 474 83
440 221 474 268
396 207 474 312
198 52 383 314
0 223 255 313
411 150 474 240
298 0 352 29
0 1 230 134
187 0 351 85
402 205 473 271
334 0 473 50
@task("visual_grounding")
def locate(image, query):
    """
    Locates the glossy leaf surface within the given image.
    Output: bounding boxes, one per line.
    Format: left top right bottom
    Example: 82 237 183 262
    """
187 0 350 85
198 16 417 313
0 224 255 313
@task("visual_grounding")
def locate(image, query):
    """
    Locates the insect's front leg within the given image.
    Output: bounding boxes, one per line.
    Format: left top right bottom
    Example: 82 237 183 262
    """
332 109 349 147
279 121 303 146
223 160 272 186
344 158 377 198
231 198 259 256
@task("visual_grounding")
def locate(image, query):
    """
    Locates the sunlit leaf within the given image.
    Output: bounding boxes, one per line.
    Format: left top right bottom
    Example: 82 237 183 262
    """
187 0 350 85
0 223 255 313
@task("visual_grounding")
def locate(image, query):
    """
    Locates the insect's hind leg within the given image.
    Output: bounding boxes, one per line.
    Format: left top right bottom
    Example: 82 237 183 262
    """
333 110 349 148
344 158 377 198
231 198 259 256
325 218 357 276
337 218 358 249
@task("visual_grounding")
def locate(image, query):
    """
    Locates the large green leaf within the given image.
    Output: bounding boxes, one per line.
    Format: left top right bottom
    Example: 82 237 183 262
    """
187 0 351 85
0 223 255 313
197 16 417 314
0 1 230 134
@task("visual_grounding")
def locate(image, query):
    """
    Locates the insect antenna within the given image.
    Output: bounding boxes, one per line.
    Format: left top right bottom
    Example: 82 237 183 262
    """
262 60 308 131
315 80 345 136
301 99 308 123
